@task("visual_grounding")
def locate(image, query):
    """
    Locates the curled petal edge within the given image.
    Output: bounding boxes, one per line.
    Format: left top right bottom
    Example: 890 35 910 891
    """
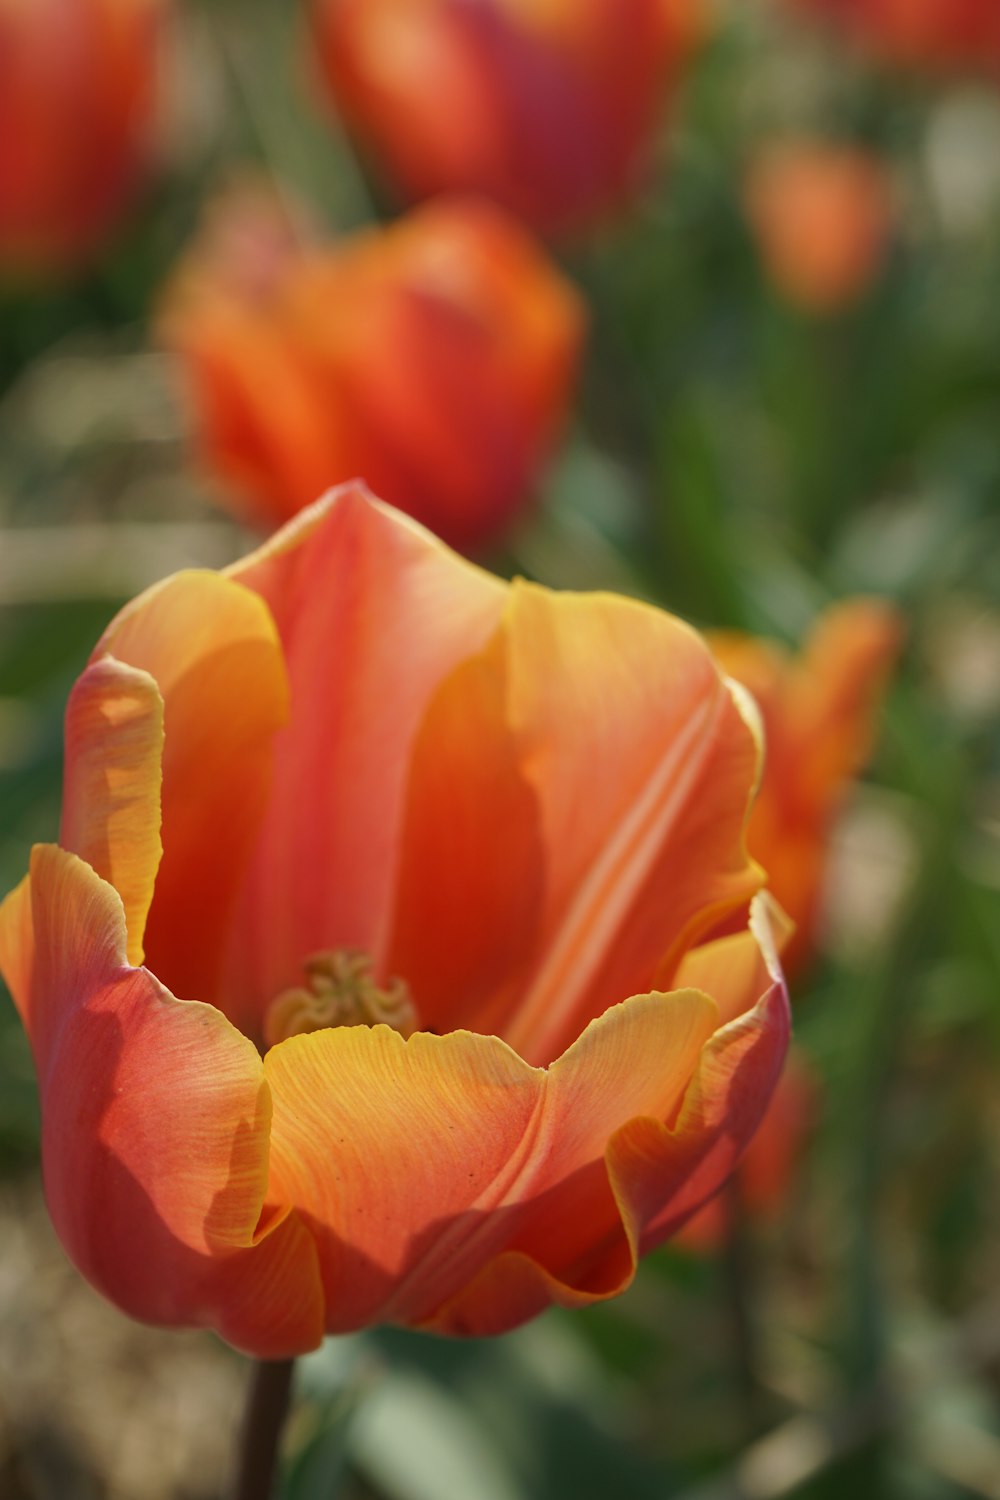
424 893 790 1336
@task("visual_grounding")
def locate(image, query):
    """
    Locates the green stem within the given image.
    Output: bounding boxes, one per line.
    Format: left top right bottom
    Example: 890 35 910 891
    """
231 1358 295 1500
720 1174 765 1438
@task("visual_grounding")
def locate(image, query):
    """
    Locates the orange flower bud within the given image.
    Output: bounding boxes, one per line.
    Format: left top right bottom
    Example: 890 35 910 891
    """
744 143 895 314
308 0 706 235
0 486 789 1354
789 0 1000 75
159 191 585 553
0 0 167 277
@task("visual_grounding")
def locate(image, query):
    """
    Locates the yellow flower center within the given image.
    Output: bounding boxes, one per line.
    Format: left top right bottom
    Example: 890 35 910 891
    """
264 950 417 1049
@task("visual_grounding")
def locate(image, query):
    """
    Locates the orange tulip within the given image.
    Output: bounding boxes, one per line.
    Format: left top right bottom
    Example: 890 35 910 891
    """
744 142 894 314
0 485 789 1356
680 600 900 1247
159 192 585 553
0 0 167 277
711 598 903 980
788 0 1000 75
308 0 705 236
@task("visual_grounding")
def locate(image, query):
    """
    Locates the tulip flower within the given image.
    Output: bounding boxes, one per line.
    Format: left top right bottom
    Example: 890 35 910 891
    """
159 192 585 554
679 600 900 1248
0 0 167 277
0 484 789 1356
788 0 1000 75
744 142 894 314
308 0 705 236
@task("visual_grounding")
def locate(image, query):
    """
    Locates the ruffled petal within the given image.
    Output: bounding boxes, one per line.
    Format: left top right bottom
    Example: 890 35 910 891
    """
221 485 506 1038
265 914 784 1338
60 655 163 967
427 898 789 1335
678 1047 818 1248
263 1023 545 1333
609 897 791 1254
0 845 324 1354
674 892 795 1026
94 569 290 1015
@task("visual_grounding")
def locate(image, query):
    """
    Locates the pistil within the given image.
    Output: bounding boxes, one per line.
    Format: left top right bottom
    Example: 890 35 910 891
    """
264 950 417 1048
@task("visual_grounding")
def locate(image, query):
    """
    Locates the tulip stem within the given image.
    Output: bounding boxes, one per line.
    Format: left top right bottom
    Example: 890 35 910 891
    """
720 1176 765 1438
231 1357 295 1500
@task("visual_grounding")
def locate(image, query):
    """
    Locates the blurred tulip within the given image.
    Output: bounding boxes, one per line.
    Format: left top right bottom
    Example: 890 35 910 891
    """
308 0 706 236
711 598 903 980
745 142 895 314
789 0 1000 75
0 485 789 1355
0 0 167 277
159 191 585 553
680 600 900 1248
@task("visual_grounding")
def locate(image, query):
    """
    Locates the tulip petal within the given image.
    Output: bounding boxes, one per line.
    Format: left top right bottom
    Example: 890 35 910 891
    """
60 655 163 967
264 966 767 1334
93 568 290 1013
20 844 268 1248
610 897 791 1253
678 1048 818 1248
221 485 506 1038
426 899 789 1336
387 628 545 1037
496 583 763 1063
390 582 763 1058
1 845 325 1353
674 892 795 1026
608 993 791 1262
201 1211 327 1359
263 1023 545 1333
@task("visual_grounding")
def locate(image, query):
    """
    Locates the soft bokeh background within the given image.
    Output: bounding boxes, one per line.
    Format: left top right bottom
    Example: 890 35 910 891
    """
2 1 1000 1497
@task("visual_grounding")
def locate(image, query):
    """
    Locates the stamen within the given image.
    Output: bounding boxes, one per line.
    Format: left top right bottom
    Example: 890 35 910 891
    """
264 949 418 1048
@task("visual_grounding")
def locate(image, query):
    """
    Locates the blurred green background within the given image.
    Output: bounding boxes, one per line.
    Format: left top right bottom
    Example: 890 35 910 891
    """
2 2 999 1498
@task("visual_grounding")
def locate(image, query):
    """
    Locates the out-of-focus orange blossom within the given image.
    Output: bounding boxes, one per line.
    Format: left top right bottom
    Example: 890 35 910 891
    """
309 0 708 236
680 599 903 1246
159 187 585 554
0 0 168 277
744 142 895 314
789 0 1000 76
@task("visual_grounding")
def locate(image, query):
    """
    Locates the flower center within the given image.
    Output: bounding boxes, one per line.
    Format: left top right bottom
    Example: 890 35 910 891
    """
264 950 417 1049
